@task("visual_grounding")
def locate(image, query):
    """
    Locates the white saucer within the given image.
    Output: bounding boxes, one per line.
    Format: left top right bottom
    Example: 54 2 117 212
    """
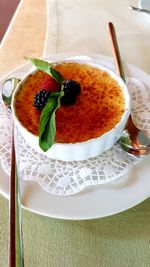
0 53 150 220
139 0 150 10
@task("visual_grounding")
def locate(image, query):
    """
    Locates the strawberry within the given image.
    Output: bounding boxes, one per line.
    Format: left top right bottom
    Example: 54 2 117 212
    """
41 77 60 92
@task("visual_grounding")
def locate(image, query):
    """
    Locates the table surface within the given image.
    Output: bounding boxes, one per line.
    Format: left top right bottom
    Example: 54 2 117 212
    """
0 0 150 266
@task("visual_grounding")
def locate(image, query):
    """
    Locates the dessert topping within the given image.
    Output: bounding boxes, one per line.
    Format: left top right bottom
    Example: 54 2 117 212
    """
41 77 60 91
63 80 81 96
33 89 51 111
61 80 81 105
29 58 81 152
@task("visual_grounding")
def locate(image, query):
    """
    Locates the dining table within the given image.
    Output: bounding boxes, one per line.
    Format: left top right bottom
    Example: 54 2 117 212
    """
0 0 150 266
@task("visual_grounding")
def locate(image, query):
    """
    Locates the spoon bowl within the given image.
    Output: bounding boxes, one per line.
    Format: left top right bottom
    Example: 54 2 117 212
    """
2 78 21 108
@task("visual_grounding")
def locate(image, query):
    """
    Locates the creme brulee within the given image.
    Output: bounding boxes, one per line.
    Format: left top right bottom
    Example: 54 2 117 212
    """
14 62 125 143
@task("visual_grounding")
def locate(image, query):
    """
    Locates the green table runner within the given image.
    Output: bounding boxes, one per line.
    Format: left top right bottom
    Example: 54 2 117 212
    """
1 195 150 267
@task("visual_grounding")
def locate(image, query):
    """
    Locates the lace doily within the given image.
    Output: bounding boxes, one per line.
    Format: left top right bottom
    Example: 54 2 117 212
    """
0 55 150 196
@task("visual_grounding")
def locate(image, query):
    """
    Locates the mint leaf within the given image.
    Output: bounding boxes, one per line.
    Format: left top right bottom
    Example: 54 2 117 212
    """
120 135 131 151
29 58 64 84
28 58 51 74
49 66 64 84
120 135 131 145
39 91 64 151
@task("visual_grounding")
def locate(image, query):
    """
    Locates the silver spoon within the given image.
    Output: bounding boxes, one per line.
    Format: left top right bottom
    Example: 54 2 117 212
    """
2 78 21 108
129 5 150 15
2 78 24 267
108 22 150 156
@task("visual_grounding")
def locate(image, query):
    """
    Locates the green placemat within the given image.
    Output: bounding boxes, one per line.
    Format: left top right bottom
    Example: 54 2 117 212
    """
1 194 150 267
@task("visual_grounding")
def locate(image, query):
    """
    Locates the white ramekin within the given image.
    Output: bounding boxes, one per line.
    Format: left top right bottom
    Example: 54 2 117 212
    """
11 59 131 161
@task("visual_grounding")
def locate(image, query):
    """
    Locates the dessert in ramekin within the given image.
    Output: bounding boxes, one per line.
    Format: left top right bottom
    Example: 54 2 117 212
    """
11 59 131 161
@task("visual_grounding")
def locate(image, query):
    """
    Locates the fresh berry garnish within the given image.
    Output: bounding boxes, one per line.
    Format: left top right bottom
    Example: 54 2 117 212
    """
33 89 51 110
61 92 76 105
61 80 81 105
41 77 60 92
63 80 81 96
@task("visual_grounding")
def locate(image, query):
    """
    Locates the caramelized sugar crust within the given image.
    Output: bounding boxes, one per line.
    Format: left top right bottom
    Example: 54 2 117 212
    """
15 62 125 143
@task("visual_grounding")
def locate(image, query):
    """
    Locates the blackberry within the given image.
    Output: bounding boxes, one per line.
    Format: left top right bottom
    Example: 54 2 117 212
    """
61 80 81 105
61 93 76 105
63 80 81 96
33 89 51 110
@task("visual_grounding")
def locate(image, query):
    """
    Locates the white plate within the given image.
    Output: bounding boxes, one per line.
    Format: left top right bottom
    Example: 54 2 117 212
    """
139 0 150 10
0 53 150 220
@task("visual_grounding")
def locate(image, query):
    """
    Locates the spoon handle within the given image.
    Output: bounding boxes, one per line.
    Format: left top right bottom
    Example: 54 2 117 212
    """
107 22 126 82
9 125 16 266
107 23 139 145
9 124 24 267
107 22 138 133
129 5 150 15
107 22 150 156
